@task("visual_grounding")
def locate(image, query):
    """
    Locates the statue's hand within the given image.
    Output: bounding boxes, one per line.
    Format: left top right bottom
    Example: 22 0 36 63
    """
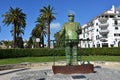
76 29 82 34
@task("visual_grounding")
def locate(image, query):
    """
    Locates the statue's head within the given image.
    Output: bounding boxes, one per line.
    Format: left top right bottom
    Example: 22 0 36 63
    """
68 13 74 22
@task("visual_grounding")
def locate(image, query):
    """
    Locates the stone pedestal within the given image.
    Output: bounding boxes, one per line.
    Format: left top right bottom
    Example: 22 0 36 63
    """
52 64 94 74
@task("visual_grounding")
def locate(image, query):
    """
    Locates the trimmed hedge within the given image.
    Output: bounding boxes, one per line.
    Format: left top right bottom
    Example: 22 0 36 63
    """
78 47 120 56
0 48 65 59
0 47 120 59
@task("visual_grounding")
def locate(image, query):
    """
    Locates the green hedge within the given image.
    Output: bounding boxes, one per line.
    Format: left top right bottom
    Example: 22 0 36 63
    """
0 47 120 59
78 47 120 56
0 48 65 59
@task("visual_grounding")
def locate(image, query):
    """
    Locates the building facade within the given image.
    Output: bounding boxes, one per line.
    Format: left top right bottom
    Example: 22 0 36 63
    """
79 5 120 48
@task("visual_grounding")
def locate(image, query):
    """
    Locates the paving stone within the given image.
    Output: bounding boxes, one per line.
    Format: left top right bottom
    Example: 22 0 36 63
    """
10 68 120 80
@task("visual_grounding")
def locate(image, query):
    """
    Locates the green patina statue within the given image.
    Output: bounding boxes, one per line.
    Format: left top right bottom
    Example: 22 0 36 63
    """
59 13 82 65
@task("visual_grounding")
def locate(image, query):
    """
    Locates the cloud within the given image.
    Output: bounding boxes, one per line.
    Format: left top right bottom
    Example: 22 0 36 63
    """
116 6 120 11
50 22 61 29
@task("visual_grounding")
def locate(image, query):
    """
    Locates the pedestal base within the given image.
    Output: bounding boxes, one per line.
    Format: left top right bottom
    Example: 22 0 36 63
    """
52 64 94 74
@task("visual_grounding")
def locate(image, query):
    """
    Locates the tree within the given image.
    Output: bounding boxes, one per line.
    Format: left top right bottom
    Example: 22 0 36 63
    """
16 37 24 48
27 36 33 48
2 7 26 48
31 17 47 48
40 5 56 48
2 40 12 48
31 25 41 48
10 26 25 37
36 17 47 48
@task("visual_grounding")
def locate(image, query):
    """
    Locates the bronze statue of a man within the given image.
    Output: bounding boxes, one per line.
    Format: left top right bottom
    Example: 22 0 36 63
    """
59 13 82 65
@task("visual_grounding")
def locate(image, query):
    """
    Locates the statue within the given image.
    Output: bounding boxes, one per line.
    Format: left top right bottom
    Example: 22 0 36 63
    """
52 13 93 74
59 13 82 65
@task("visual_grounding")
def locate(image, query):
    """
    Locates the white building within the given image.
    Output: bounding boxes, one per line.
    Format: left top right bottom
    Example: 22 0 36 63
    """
79 5 120 48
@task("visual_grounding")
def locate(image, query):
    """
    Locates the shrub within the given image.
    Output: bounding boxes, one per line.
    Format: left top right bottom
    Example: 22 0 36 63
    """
0 47 120 59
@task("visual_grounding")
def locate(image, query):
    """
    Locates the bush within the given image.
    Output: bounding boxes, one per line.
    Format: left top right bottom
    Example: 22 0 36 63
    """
0 48 65 59
78 47 120 56
0 47 120 59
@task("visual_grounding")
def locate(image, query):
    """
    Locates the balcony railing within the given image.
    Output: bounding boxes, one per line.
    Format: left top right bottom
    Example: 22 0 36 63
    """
112 23 120 26
98 17 108 23
99 23 109 28
99 29 109 35
99 37 108 42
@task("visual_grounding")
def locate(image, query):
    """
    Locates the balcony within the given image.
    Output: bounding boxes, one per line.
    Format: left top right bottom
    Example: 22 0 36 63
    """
112 23 120 26
98 17 108 23
99 37 108 42
99 23 109 28
99 30 109 35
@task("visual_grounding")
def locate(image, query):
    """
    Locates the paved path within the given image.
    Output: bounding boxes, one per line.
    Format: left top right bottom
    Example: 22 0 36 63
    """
0 62 120 80
0 66 52 80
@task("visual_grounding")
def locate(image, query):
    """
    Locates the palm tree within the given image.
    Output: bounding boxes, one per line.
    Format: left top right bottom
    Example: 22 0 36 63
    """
31 26 39 48
10 26 25 48
10 25 25 37
36 17 47 48
40 5 56 48
2 7 26 48
31 17 46 48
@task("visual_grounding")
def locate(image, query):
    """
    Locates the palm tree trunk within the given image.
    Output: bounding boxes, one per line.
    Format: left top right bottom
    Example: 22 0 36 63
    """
42 36 44 48
13 24 17 48
48 22 50 48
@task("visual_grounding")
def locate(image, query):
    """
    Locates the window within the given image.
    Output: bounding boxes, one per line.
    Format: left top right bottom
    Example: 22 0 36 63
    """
105 15 108 18
102 43 108 47
96 35 99 40
97 44 100 47
93 44 95 48
96 29 98 32
114 33 120 36
110 15 114 18
101 16 104 18
83 33 85 38
114 20 118 25
96 23 98 25
115 27 118 30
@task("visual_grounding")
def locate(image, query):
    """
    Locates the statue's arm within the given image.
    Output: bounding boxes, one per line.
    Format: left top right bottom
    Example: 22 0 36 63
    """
59 25 65 38
77 23 82 34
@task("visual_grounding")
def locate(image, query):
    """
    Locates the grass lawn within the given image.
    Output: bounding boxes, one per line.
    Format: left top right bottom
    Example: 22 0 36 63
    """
0 56 120 65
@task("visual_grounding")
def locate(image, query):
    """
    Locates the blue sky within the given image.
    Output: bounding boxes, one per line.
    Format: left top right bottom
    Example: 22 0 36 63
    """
0 0 120 43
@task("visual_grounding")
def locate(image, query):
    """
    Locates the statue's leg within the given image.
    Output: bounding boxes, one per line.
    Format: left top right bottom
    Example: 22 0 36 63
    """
65 45 72 65
72 44 78 65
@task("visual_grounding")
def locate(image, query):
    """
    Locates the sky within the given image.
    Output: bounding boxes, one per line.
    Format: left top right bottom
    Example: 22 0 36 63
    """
0 0 120 43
